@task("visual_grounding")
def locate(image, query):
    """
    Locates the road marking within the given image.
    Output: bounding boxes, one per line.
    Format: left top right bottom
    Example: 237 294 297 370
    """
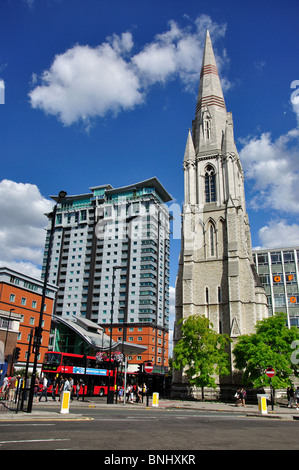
0 424 55 427
0 438 70 444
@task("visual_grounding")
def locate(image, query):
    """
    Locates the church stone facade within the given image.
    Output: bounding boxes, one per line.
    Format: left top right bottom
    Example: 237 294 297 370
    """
173 31 268 388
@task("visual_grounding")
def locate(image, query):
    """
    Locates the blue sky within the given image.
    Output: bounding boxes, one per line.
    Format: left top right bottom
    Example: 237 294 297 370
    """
0 0 299 326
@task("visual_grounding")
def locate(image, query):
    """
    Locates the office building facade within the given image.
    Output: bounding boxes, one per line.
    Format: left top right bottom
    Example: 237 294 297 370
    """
253 247 299 327
43 177 171 371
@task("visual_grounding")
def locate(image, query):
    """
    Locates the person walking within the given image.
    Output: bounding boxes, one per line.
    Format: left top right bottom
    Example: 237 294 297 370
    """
52 377 58 401
76 381 81 400
69 377 74 401
288 385 295 408
34 376 39 402
294 386 299 410
39 376 48 402
59 376 65 401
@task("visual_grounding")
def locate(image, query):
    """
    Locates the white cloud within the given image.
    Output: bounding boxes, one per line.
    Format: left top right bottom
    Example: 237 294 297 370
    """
29 41 143 126
29 15 229 127
256 220 299 249
240 128 299 213
0 180 52 278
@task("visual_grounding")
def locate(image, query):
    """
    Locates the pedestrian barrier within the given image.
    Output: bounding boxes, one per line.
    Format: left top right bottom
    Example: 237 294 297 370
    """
60 391 70 414
152 392 159 407
257 394 268 414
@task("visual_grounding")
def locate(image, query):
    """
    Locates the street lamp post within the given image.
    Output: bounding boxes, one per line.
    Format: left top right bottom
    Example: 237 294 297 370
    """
4 308 15 375
27 190 66 413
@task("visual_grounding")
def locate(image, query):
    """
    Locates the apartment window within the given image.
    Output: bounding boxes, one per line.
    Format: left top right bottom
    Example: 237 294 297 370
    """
21 297 27 306
30 317 35 325
32 300 37 308
9 294 15 302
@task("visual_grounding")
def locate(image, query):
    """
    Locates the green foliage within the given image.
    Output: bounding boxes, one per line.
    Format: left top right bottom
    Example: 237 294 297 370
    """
173 314 232 390
233 312 299 388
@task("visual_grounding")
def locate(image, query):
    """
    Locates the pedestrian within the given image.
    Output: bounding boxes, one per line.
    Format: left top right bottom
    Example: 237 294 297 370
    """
118 386 124 402
142 383 147 403
241 387 246 407
76 381 80 400
8 375 17 402
136 385 142 403
52 377 58 401
2 374 9 400
59 376 65 401
126 385 130 402
294 386 299 410
39 376 48 401
129 385 134 403
34 376 39 402
69 377 74 401
64 377 70 392
234 388 241 406
288 385 295 408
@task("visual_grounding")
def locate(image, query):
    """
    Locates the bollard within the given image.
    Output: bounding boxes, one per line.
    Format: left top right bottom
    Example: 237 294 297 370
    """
60 391 70 414
152 392 159 407
257 394 268 414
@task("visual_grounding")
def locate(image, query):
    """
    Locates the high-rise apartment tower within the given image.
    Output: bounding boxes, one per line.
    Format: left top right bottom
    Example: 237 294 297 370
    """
43 177 172 372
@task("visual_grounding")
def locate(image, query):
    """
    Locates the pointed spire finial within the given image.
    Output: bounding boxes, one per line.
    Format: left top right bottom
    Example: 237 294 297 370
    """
184 129 196 162
192 30 227 155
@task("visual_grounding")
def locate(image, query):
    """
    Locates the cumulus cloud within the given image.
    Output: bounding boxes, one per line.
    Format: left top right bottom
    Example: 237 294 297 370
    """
29 15 228 127
0 180 52 277
240 90 299 213
256 220 299 249
29 39 143 126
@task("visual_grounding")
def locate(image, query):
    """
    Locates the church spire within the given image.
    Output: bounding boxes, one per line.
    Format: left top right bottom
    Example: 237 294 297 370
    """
192 30 227 156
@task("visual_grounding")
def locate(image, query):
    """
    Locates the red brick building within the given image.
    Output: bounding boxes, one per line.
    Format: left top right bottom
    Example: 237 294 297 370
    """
0 267 58 374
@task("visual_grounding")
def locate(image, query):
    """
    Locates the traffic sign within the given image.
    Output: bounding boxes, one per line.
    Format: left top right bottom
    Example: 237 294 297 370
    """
144 362 153 373
266 367 275 378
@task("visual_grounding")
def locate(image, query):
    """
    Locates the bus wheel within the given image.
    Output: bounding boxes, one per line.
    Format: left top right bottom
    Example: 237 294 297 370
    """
99 388 104 397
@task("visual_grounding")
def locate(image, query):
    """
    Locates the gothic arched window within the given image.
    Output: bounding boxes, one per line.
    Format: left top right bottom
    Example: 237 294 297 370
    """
205 165 216 203
210 224 215 256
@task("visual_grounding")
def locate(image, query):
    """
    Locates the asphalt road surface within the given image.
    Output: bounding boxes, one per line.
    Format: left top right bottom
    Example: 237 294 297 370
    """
0 406 298 452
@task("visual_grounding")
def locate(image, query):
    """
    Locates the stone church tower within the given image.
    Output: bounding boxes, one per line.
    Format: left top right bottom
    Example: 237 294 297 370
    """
173 31 268 386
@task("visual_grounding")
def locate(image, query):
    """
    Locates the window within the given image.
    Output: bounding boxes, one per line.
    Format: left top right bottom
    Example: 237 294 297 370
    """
21 297 27 306
210 225 215 256
204 118 211 139
32 300 37 308
205 165 216 202
9 294 15 302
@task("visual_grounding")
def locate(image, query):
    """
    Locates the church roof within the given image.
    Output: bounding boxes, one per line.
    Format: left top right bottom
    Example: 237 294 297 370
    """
195 30 226 116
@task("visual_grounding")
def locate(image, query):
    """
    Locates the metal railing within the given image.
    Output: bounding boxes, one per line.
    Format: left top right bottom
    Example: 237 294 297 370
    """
0 380 30 414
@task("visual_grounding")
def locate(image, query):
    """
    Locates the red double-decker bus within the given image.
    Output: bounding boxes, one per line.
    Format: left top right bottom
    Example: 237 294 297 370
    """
41 351 119 397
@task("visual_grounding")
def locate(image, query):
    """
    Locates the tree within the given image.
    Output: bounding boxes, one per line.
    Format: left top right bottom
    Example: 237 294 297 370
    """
233 312 299 389
173 314 231 400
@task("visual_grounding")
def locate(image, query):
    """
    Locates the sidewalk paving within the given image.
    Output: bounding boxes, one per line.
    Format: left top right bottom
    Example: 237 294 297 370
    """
1 397 299 421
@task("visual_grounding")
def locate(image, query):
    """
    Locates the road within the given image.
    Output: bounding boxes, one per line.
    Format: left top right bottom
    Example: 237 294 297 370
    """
0 405 298 452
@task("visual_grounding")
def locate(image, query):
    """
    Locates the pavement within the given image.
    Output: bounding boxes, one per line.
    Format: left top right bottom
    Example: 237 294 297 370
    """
1 397 299 421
